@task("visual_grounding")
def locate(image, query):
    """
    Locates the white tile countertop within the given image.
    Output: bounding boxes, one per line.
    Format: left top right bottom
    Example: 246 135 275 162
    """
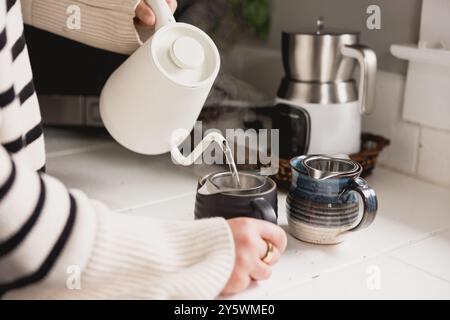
45 128 450 300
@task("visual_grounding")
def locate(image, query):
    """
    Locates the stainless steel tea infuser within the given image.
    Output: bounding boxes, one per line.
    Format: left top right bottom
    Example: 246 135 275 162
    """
302 155 362 180
197 172 267 195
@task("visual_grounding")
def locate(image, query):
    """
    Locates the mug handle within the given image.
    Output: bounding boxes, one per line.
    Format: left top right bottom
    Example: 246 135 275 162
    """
347 177 378 232
251 198 278 224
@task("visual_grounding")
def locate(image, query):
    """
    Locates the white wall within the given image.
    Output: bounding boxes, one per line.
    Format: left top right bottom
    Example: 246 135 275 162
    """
363 71 450 188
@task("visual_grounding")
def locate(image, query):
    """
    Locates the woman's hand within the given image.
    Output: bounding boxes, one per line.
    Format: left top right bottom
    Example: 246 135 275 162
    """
223 218 288 295
135 0 178 27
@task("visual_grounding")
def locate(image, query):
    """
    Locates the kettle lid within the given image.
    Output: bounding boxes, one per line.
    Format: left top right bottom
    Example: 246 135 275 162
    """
170 36 205 69
151 23 220 88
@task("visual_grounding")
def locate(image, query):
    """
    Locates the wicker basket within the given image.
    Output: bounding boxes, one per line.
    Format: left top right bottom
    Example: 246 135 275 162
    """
274 133 390 190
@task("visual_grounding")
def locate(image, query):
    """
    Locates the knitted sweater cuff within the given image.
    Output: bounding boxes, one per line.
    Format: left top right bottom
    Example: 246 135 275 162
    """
73 202 235 299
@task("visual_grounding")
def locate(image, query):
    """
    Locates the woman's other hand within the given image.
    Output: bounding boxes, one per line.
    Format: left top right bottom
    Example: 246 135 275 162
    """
223 218 288 295
135 0 178 27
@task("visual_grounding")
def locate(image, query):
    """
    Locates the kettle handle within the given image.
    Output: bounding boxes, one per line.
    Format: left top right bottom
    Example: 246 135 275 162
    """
144 0 176 30
341 44 377 115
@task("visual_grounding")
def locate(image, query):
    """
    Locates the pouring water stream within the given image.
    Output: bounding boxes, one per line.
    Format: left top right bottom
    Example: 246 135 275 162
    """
170 132 241 188
222 141 241 188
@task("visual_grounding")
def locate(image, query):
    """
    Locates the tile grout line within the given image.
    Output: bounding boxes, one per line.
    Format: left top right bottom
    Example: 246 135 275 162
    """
378 164 450 190
257 225 450 299
386 253 450 284
46 142 115 159
381 225 450 254
114 192 197 213
384 226 450 284
414 125 422 174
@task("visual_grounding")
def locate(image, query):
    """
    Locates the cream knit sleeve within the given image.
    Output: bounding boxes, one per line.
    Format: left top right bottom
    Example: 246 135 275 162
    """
21 0 149 54
0 144 235 299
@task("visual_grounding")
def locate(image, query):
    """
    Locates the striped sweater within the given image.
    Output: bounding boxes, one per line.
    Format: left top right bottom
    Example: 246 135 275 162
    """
0 0 234 299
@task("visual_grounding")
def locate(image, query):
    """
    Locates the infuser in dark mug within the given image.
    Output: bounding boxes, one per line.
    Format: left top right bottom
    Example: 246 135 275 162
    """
288 155 377 244
195 172 278 224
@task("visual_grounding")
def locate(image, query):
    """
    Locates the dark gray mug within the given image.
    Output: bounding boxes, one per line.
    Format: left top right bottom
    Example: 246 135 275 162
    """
195 172 278 224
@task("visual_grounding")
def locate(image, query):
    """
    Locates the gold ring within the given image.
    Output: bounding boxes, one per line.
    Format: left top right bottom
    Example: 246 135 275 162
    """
262 241 274 264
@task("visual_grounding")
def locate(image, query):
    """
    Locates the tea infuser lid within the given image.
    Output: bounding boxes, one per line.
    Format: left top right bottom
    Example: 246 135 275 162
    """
302 155 362 180
198 172 267 195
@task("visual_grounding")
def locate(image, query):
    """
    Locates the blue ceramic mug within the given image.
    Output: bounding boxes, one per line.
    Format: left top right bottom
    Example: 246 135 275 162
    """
288 155 377 244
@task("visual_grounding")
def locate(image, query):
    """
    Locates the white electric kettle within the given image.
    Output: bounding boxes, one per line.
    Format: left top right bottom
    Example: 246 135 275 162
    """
100 0 222 160
273 18 377 158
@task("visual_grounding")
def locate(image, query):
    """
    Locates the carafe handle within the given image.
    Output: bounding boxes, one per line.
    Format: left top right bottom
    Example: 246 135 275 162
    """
347 177 378 232
341 44 377 115
144 0 176 30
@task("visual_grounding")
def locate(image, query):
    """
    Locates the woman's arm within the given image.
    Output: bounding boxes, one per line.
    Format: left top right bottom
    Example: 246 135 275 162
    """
20 0 176 55
0 145 235 299
0 143 288 299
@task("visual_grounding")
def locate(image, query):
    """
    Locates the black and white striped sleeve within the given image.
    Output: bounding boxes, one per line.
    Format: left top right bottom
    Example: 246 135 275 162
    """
0 1 97 297
0 0 235 300
1 0 44 172
0 142 99 298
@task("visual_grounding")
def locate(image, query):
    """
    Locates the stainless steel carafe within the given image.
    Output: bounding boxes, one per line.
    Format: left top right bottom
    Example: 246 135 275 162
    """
279 17 377 112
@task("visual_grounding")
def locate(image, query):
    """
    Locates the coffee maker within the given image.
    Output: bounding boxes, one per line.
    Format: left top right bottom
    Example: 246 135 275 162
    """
272 18 377 158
